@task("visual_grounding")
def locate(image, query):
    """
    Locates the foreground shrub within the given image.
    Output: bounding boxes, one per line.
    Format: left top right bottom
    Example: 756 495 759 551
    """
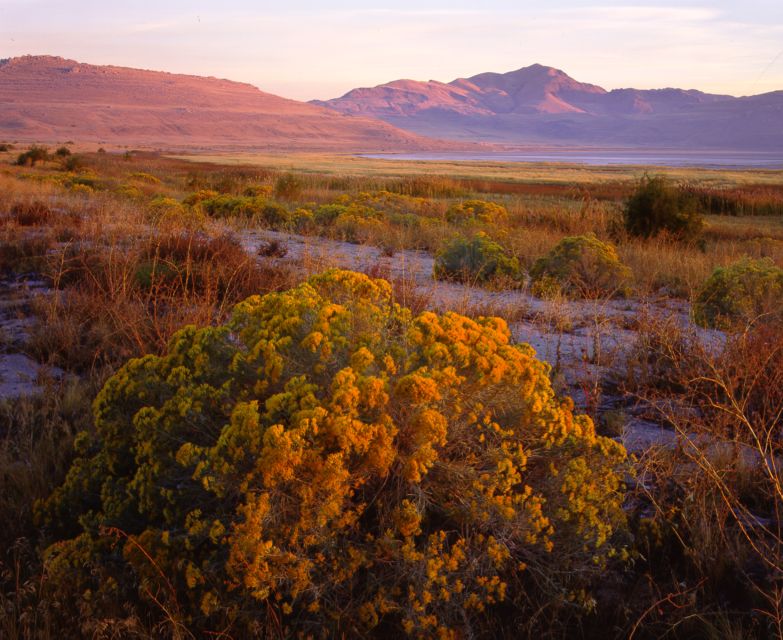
39 270 627 636
693 257 783 329
446 199 508 225
434 233 521 284
530 234 632 299
623 175 704 240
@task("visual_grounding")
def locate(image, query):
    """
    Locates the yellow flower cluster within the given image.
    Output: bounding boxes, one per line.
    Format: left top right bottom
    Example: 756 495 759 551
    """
40 269 627 637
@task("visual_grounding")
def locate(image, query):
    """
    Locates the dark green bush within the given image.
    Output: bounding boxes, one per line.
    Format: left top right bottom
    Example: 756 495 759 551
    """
434 233 521 284
693 257 783 329
54 146 72 157
15 146 49 167
623 175 704 240
62 155 83 172
530 234 632 299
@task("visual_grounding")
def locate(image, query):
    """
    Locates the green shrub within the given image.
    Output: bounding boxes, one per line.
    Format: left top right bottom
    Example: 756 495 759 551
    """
54 146 72 157
446 199 508 225
530 234 632 299
434 233 521 284
623 175 703 240
291 207 315 232
693 257 783 329
38 270 627 636
258 201 291 228
127 171 161 184
197 195 289 227
313 203 348 226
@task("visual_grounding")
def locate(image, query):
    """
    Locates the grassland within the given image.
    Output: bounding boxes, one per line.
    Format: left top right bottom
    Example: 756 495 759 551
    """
1 145 783 638
170 150 783 185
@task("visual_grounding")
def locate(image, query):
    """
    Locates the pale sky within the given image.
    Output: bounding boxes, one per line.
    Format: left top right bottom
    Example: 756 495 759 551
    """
1 0 782 101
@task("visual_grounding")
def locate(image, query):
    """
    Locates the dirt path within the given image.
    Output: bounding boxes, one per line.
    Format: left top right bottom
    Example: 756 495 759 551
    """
0 275 62 397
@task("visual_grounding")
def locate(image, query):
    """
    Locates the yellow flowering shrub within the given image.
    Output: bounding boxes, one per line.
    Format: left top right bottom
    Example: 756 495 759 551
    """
39 269 627 636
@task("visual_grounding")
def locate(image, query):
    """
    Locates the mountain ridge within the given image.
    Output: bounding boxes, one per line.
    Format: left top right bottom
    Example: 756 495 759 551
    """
0 55 454 151
313 64 783 150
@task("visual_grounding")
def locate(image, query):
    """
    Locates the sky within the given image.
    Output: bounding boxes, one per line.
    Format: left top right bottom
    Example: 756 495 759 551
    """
1 0 782 101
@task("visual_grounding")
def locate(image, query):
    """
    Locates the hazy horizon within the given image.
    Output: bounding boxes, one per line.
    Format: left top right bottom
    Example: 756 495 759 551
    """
2 1 782 102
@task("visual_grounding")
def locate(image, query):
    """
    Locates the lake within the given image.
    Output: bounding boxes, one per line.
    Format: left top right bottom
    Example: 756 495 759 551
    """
361 151 783 169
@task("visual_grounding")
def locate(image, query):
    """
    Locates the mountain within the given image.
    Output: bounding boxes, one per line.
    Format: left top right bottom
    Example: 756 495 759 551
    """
0 55 449 151
314 64 783 151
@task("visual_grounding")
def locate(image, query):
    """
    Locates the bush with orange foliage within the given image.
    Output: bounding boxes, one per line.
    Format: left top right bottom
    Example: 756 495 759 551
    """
39 270 627 637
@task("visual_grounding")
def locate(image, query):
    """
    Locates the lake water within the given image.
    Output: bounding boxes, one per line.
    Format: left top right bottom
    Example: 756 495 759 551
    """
361 151 783 169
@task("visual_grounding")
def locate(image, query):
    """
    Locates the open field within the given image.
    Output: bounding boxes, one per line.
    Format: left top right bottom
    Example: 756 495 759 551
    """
1 146 783 638
171 150 783 186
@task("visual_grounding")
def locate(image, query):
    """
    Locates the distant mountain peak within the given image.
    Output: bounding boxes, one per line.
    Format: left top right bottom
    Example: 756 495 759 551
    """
315 64 783 151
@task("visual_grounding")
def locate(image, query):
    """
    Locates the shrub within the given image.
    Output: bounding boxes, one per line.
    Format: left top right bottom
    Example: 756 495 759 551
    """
530 234 632 299
446 199 508 225
54 146 72 157
182 189 219 207
115 184 144 199
243 184 273 198
434 233 521 284
127 171 161 184
274 172 303 200
9 201 54 226
0 234 54 274
291 207 315 233
39 270 627 637
69 183 93 196
314 203 349 226
258 200 291 228
15 146 49 167
137 232 260 296
147 196 189 225
62 155 83 172
623 175 703 240
197 195 289 227
693 257 783 329
355 190 440 218
334 212 385 243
